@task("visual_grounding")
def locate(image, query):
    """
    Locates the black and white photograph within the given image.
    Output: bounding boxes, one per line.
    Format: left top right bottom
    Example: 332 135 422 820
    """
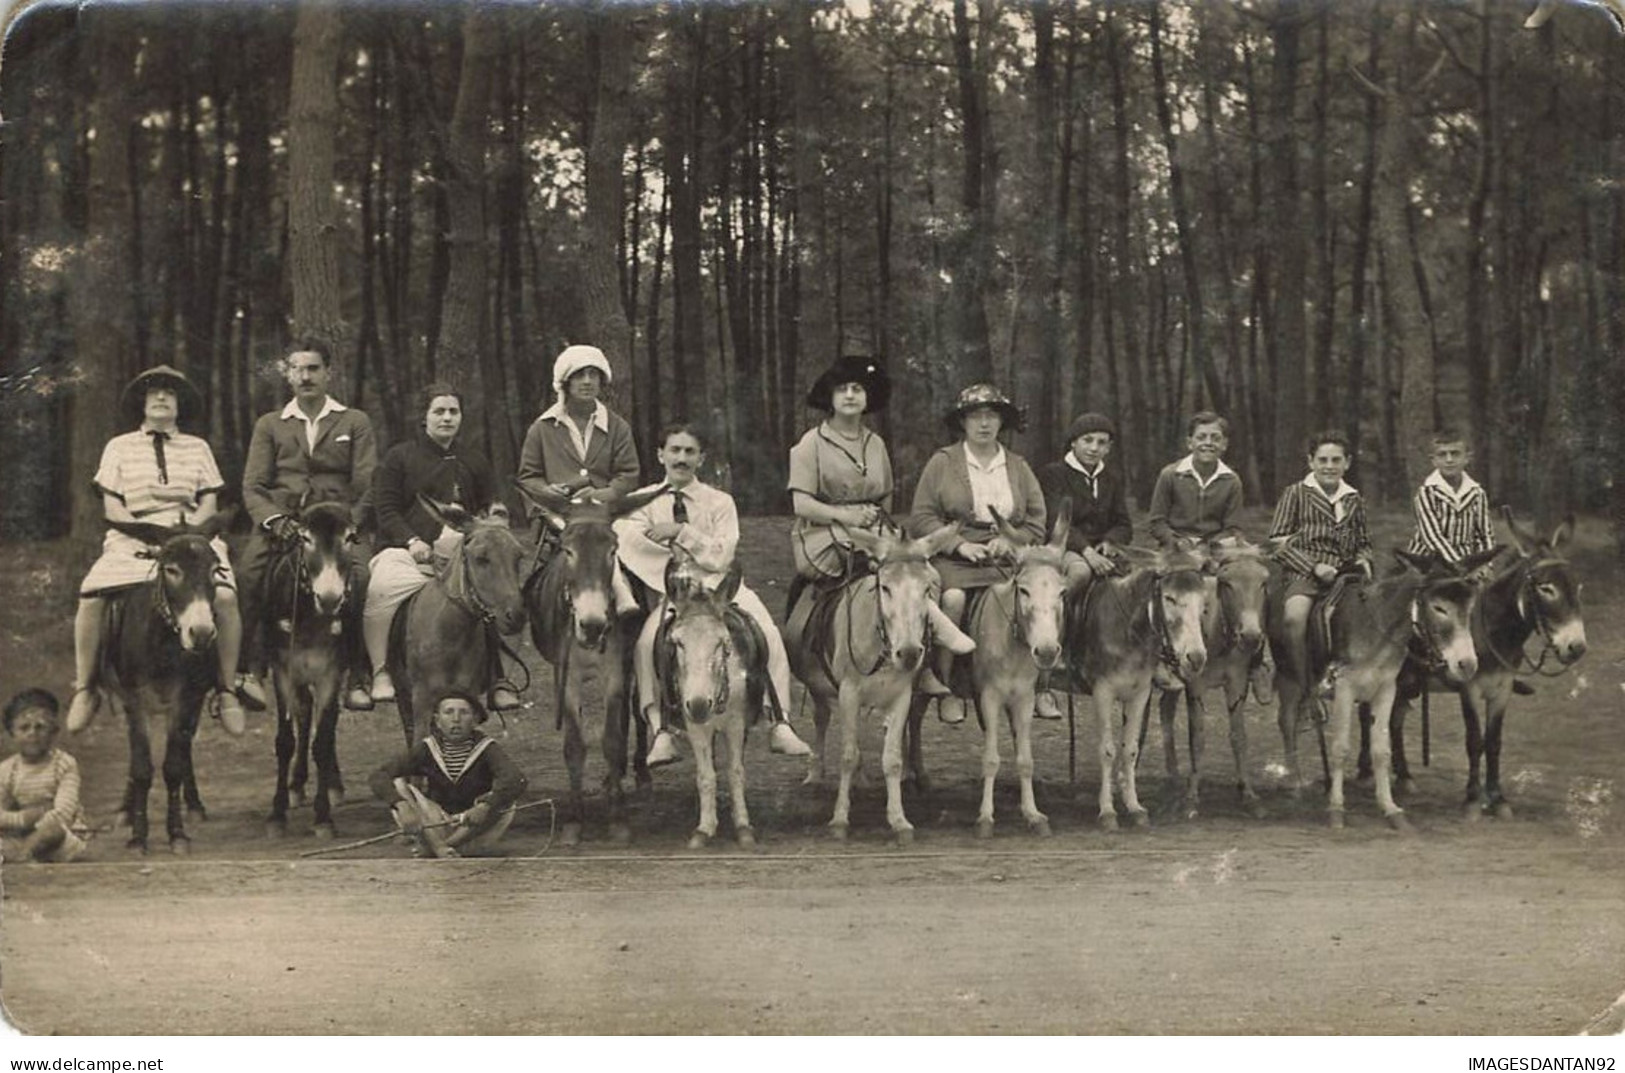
1 0 1623 1050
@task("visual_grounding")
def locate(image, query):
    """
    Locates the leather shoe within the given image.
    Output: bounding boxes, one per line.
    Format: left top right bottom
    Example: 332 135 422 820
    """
769 722 813 757
1033 691 1064 720
66 687 100 734
344 682 376 711
235 674 268 712
646 728 682 768
938 696 967 725
371 671 397 703
488 684 522 712
214 692 248 736
917 668 951 697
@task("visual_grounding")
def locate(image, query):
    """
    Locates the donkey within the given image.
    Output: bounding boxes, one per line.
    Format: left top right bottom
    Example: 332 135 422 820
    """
1272 549 1497 829
1064 547 1210 830
264 501 357 839
390 502 529 749
98 519 229 854
1364 511 1587 820
522 485 668 846
657 554 760 849
785 523 964 843
1156 539 1281 820
958 505 1071 838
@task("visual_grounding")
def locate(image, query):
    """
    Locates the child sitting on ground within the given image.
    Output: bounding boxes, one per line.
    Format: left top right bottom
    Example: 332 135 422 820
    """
369 689 528 858
1 689 89 863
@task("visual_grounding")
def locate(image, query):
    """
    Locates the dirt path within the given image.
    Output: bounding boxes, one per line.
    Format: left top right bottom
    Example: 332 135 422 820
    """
5 833 1623 1035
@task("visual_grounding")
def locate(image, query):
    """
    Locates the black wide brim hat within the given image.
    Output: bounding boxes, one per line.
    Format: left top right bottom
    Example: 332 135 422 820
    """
122 364 204 427
805 355 891 414
943 382 1025 434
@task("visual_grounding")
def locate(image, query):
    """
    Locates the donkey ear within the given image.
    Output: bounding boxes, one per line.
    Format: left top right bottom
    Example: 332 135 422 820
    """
1047 497 1071 553
842 524 889 561
1392 549 1433 575
715 562 743 604
611 483 672 519
418 494 472 534
1115 544 1162 572
1456 546 1503 578
988 506 1024 548
1499 505 1537 557
911 522 963 561
197 509 234 542
1548 513 1575 554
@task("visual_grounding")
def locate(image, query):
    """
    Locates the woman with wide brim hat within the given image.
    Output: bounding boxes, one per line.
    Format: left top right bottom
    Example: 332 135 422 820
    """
786 355 897 589
67 365 257 736
905 382 1048 723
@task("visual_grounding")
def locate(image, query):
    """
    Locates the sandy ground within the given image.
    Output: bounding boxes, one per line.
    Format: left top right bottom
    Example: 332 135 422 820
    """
2 513 1623 1035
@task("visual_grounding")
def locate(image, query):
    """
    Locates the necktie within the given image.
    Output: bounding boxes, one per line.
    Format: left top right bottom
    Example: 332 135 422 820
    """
672 490 688 524
149 430 170 485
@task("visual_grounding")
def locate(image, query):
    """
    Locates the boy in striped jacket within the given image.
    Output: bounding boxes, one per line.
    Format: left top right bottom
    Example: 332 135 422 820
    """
1 689 88 863
1269 432 1375 694
1407 431 1496 565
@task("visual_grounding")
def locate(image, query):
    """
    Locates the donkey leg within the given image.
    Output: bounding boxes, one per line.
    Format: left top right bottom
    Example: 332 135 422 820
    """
727 716 754 848
1226 686 1264 818
975 687 1002 838
688 723 719 848
1012 688 1049 836
311 698 340 838
1277 682 1306 798
1368 685 1409 830
1094 687 1119 830
268 705 296 837
1483 696 1513 820
290 696 313 810
1157 689 1182 803
161 725 193 854
903 693 931 794
802 692 832 788
829 681 861 839
602 656 632 845
125 707 154 853
1183 690 1207 819
1118 686 1152 827
1461 693 1487 820
1326 687 1355 828
1355 700 1375 785
1389 695 1414 795
880 695 914 844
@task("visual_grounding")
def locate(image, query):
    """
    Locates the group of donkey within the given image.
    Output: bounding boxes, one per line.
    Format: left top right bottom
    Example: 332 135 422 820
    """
89 487 1585 854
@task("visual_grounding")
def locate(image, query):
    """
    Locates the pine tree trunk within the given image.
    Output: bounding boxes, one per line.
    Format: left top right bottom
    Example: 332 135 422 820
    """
287 0 348 375
582 2 636 409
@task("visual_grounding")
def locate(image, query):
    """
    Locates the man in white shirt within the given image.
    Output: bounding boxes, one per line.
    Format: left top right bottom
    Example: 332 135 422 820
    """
615 424 812 767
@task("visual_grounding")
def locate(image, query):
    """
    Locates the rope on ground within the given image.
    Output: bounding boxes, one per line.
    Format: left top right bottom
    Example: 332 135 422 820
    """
297 798 558 858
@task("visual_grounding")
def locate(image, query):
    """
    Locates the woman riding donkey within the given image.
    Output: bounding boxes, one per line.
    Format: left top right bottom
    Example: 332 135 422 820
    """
516 344 642 617
785 356 971 698
908 383 1047 725
362 381 518 712
67 366 252 736
616 423 812 766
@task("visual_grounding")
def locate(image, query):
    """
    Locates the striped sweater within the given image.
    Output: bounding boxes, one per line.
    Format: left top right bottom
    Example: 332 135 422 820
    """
1269 476 1374 580
0 749 85 833
1407 470 1495 563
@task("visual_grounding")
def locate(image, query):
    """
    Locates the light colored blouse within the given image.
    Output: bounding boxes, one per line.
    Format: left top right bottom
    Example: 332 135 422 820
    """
786 423 894 579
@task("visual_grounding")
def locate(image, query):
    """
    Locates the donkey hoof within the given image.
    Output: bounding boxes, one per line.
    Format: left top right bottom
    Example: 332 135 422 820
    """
1328 810 1346 830
1386 811 1413 833
265 819 287 839
1099 813 1118 832
1462 802 1484 824
736 826 757 849
687 830 712 850
973 818 995 840
828 823 849 843
169 837 191 856
1493 801 1515 822
187 804 209 823
1128 809 1151 829
892 827 915 847
1029 817 1053 838
560 823 583 848
312 823 336 841
608 822 632 847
